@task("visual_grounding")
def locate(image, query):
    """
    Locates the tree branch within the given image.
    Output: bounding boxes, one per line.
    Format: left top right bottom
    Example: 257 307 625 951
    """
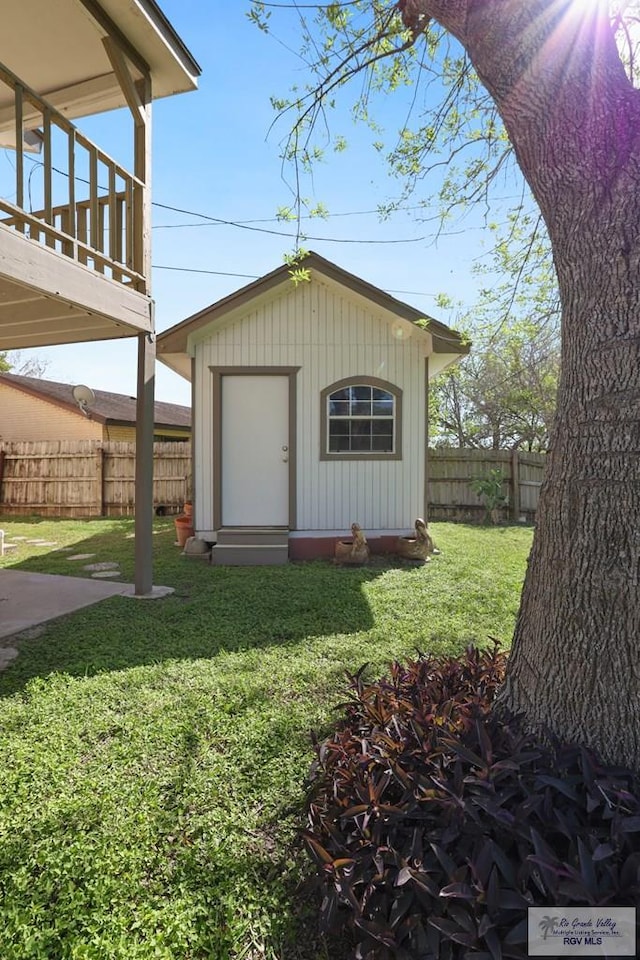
398 0 468 38
400 0 640 220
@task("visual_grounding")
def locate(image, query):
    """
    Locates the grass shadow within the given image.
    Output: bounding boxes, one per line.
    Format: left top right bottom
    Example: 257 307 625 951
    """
0 518 535 958
0 652 355 957
0 518 390 697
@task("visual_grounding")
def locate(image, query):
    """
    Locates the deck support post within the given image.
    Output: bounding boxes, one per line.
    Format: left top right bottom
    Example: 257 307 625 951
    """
134 326 156 596
120 54 154 596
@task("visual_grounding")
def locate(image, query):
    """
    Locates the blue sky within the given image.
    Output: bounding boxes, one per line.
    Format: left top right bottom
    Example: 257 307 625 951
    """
15 2 518 406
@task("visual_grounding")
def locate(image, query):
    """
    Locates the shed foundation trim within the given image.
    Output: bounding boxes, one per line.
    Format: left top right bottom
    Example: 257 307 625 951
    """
200 528 417 562
289 530 409 560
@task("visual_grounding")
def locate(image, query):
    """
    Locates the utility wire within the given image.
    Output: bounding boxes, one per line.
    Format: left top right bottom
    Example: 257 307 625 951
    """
18 154 522 246
152 263 443 300
153 265 260 280
151 198 524 236
14 154 518 305
19 156 432 245
151 201 428 244
152 205 423 227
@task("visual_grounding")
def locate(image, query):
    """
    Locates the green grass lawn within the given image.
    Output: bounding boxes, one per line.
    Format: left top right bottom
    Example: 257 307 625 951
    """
0 518 533 960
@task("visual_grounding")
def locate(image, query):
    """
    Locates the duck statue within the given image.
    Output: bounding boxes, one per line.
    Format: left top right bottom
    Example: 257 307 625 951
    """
396 518 438 562
335 522 370 565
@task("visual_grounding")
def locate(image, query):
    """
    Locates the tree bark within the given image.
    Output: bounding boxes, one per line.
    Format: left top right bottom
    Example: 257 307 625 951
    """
402 0 640 768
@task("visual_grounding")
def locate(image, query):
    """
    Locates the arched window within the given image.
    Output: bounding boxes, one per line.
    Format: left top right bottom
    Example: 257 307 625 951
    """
320 377 402 460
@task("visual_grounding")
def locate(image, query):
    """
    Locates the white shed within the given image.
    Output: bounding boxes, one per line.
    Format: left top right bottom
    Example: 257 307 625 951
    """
158 252 468 563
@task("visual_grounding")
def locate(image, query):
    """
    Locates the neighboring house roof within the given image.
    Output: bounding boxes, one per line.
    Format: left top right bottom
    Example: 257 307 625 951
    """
0 373 191 429
157 251 469 379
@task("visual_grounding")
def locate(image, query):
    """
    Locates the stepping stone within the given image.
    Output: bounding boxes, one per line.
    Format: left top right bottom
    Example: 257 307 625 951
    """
0 647 19 671
2 543 17 552
83 562 120 572
91 571 122 579
28 540 58 547
14 625 47 641
10 537 28 541
67 553 96 561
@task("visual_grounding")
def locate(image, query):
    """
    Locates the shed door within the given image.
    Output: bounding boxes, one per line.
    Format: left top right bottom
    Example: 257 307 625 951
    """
221 375 290 527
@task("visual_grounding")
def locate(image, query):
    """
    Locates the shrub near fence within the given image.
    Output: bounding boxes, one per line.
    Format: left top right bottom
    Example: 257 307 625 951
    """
0 440 191 518
428 448 546 522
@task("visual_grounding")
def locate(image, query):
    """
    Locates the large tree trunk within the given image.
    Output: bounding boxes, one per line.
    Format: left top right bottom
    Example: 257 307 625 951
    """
403 0 640 768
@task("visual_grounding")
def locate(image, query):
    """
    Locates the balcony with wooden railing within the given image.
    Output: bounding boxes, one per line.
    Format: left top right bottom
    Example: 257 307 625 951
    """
0 59 149 305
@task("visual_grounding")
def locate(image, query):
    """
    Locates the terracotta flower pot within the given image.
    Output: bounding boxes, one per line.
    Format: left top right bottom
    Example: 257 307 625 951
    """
174 514 194 547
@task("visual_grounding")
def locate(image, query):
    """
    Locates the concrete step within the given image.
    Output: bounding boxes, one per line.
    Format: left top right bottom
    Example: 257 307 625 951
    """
216 528 289 546
211 543 289 566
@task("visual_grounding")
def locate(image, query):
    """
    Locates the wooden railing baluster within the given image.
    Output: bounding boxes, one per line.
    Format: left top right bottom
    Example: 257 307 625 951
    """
14 83 24 233
0 59 146 290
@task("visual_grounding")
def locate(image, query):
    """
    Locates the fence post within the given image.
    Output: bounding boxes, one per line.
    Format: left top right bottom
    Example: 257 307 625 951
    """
510 449 521 522
0 449 5 508
96 446 105 516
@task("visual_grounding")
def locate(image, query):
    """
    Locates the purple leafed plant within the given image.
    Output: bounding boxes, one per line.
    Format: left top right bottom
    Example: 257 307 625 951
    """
304 644 640 960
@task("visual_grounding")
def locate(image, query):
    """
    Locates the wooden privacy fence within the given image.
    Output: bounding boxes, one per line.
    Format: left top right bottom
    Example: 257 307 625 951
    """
0 441 544 522
0 440 191 518
428 448 546 522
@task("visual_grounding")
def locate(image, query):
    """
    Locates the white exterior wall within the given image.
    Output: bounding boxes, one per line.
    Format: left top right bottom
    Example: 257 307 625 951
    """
193 276 428 535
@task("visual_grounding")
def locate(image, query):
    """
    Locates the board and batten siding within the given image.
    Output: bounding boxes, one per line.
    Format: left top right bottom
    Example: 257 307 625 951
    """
193 276 428 535
0 382 102 442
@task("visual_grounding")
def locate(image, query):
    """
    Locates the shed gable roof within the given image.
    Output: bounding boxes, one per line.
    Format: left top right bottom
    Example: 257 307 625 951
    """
0 373 191 428
158 252 468 361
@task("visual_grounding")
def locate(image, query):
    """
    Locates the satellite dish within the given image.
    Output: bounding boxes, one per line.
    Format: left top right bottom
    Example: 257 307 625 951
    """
72 384 95 416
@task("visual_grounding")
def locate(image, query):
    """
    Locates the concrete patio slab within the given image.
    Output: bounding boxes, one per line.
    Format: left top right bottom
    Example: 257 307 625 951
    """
0 570 157 641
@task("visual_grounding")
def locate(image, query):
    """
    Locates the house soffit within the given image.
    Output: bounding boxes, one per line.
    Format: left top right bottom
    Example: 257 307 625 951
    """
0 0 199 143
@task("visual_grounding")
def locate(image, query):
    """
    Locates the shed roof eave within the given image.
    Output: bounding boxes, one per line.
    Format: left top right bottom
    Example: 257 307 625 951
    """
429 352 467 379
431 331 471 356
156 351 192 382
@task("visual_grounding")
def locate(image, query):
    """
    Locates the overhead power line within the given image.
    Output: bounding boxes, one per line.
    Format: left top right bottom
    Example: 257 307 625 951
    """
151 201 428 244
14 154 431 246
153 265 260 280
15 152 522 247
152 262 441 299
11 153 520 308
